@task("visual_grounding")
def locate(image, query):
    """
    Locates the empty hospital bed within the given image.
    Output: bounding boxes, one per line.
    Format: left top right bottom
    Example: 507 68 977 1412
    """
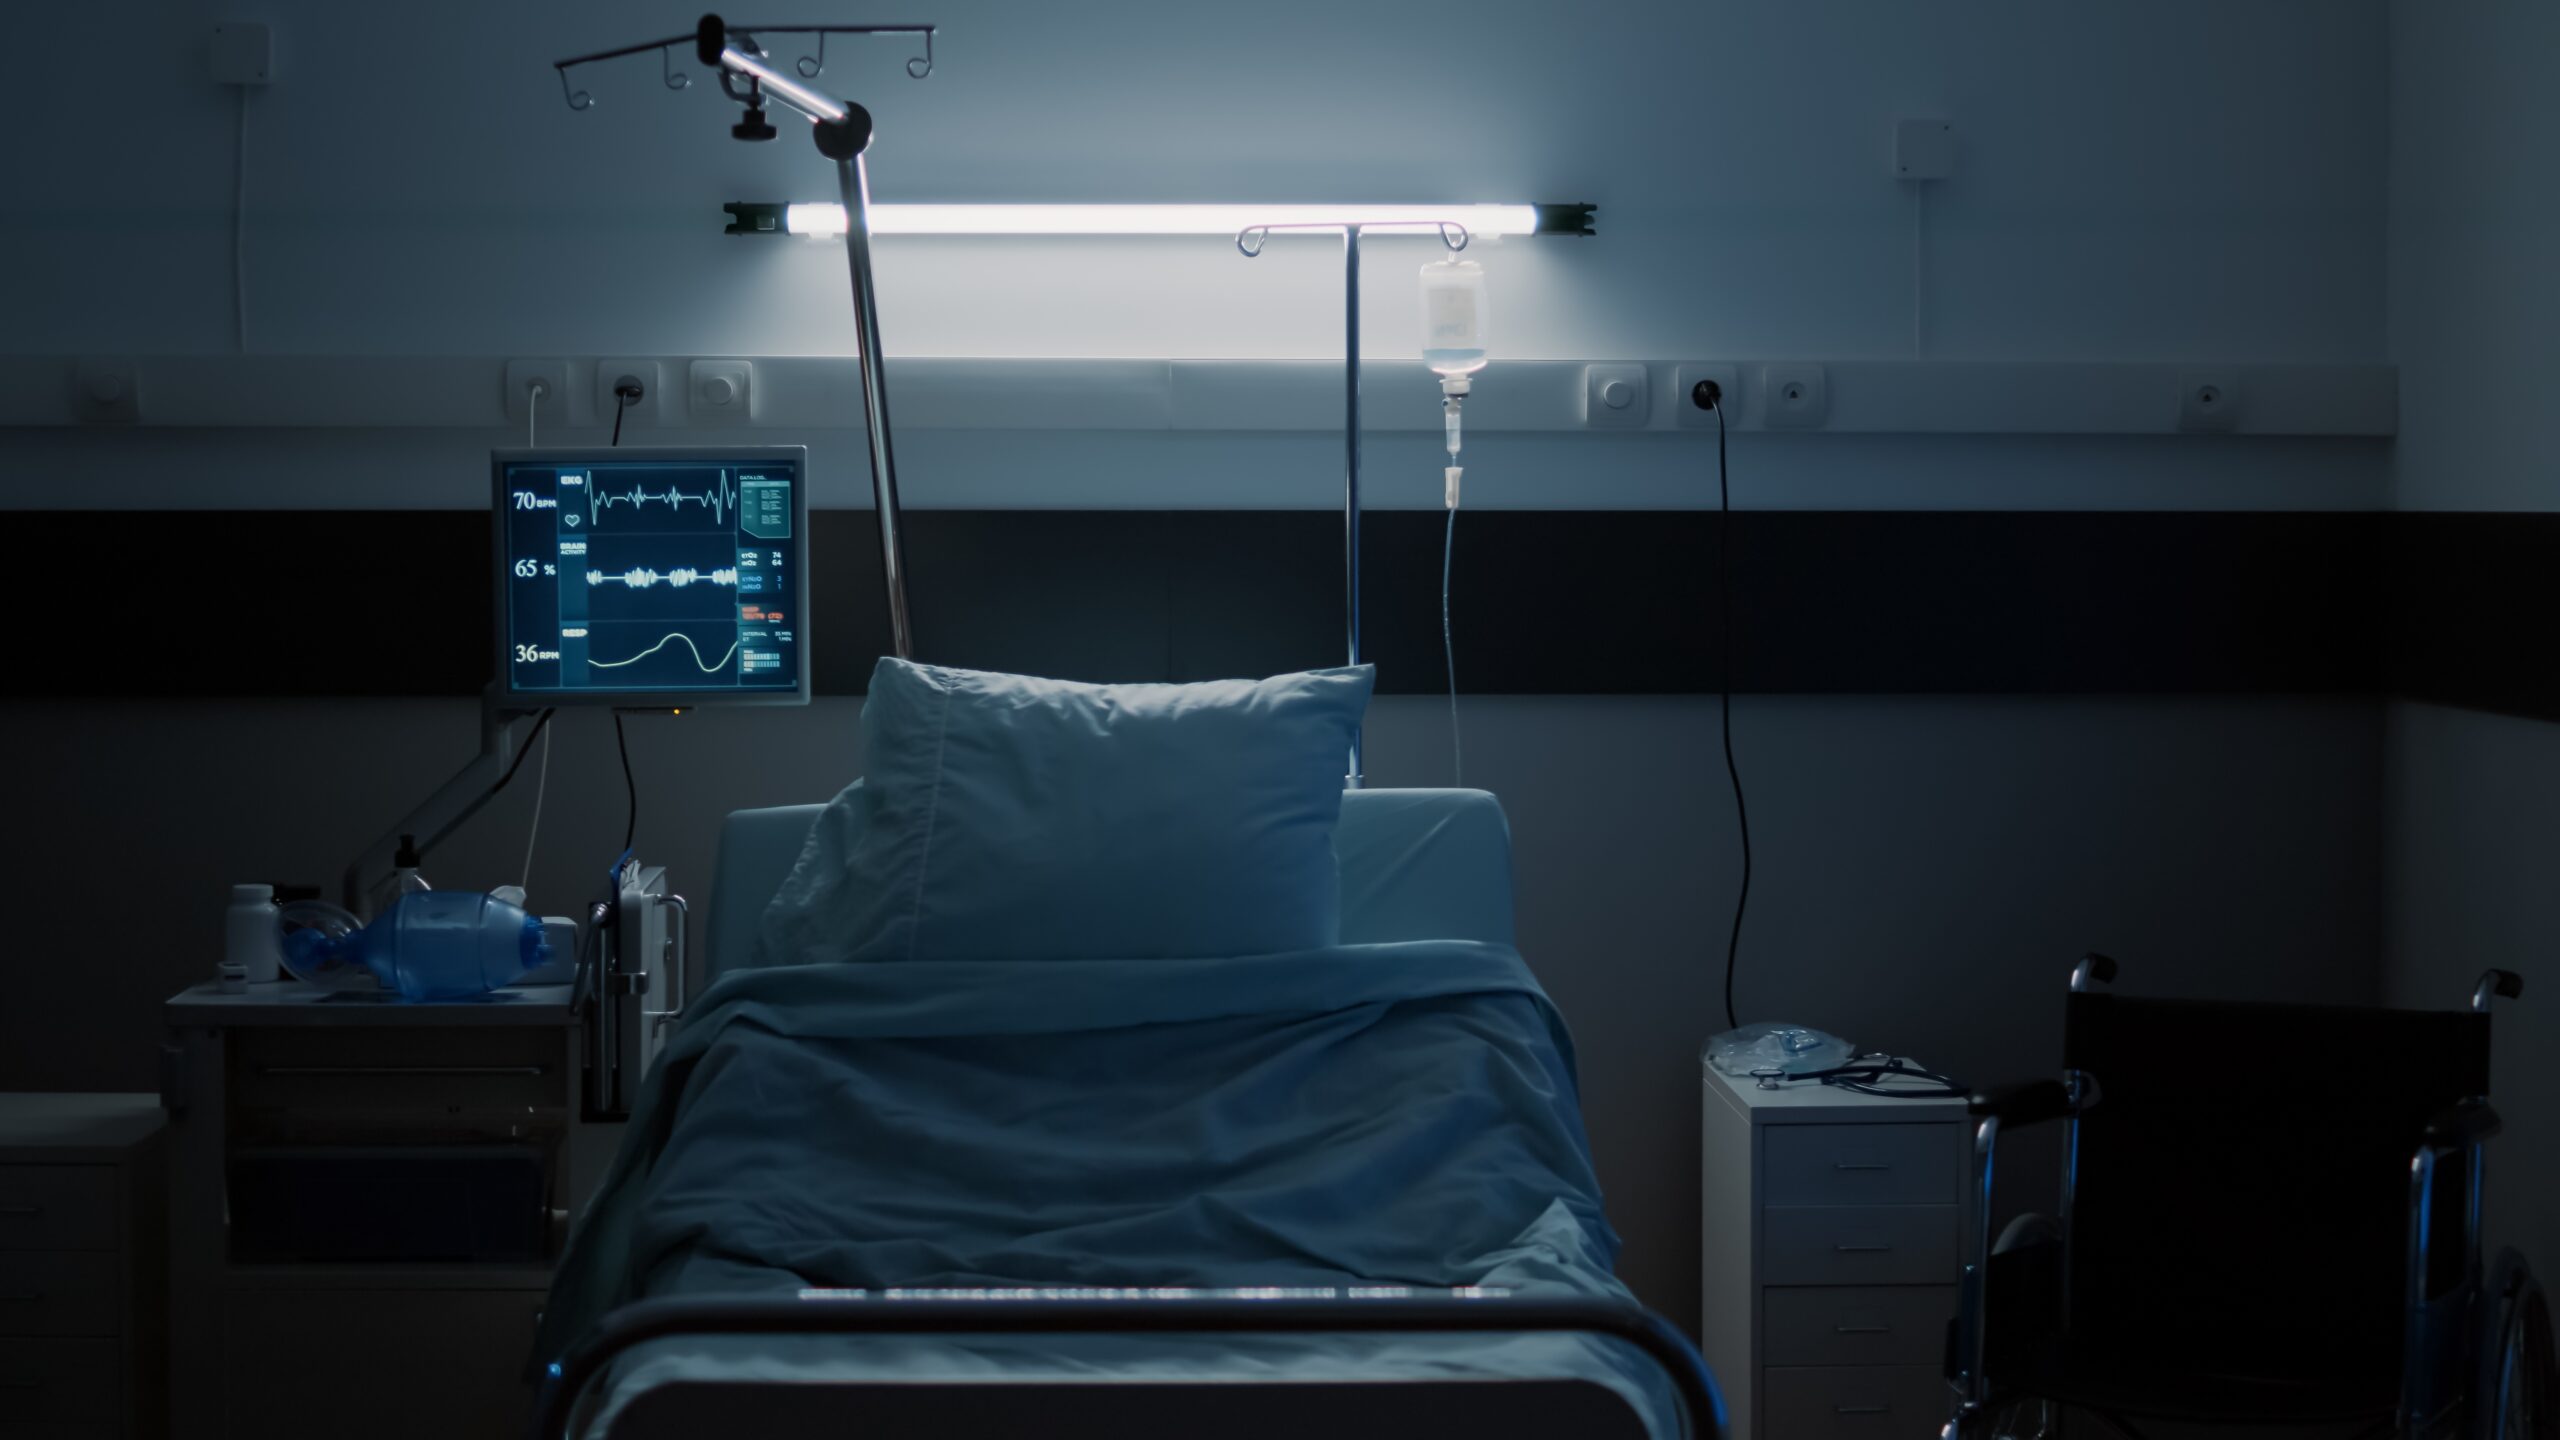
530 787 1724 1439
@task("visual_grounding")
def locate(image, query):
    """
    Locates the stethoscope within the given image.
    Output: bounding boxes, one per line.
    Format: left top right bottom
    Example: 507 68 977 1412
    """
1747 1052 1968 1098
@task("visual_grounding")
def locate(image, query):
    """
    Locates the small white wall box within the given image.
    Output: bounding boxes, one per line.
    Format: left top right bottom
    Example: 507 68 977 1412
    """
1894 118 1955 179
210 22 274 85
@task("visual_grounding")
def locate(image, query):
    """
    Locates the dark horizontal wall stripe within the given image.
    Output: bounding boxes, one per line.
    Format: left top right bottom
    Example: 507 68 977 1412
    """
2387 513 2560 722
1 510 2532 712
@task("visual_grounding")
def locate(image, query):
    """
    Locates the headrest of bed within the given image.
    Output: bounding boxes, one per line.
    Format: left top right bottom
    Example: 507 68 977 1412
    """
702 787 1515 983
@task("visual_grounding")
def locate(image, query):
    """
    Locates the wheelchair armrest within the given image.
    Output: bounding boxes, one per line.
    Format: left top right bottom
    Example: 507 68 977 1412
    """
2421 1099 2500 1151
1969 1079 2074 1129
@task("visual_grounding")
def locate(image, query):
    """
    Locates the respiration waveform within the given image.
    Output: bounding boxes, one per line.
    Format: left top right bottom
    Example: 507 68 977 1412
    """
586 567 740 588
587 632 742 673
585 472 737 525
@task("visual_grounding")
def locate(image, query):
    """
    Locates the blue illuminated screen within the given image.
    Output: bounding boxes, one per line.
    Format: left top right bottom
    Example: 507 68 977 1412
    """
499 455 803 698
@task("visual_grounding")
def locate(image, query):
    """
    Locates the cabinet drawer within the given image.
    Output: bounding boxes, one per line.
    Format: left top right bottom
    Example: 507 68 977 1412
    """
0 1339 118 1423
1763 1206 1958 1286
0 1172 114 1254
1764 1123 1960 1207
1763 1365 1947 1438
1764 1285 1955 1367
233 1025 565 1114
0 1256 116 1340
223 1288 544 1439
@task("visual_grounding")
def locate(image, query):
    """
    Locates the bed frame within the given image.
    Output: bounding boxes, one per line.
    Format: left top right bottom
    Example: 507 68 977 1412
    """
538 792 1720 1439
534 1290 1727 1440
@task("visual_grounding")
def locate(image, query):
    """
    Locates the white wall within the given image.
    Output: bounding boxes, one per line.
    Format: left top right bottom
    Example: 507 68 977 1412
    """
2385 0 2560 1290
0 0 2391 511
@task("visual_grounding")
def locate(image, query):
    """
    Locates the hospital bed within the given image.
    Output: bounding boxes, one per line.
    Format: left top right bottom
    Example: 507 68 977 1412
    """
531 787 1725 1440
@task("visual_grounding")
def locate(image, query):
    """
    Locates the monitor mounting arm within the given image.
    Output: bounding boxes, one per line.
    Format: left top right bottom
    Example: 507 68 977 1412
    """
340 693 543 916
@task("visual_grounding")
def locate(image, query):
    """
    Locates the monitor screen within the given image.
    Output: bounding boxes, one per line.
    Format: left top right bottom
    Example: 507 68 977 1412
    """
493 447 809 705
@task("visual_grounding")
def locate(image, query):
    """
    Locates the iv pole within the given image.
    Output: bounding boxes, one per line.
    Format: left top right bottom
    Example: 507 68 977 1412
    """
1238 219 1470 789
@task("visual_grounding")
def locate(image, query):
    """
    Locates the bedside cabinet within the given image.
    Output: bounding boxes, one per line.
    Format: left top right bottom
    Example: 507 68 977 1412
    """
1701 1058 1968 1440
0 1092 168 1440
163 982 623 1440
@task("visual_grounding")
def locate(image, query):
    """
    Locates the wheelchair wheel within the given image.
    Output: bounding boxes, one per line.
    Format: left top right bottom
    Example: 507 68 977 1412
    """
2478 1254 2556 1440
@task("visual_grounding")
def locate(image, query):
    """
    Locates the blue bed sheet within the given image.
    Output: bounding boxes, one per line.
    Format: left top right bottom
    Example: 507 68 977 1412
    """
538 943 1681 1435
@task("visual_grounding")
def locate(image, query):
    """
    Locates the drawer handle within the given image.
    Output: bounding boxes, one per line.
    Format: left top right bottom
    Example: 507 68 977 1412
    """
0 1292 42 1302
1832 1161 1894 1171
0 1205 38 1216
1836 1404 1890 1415
1833 1243 1893 1253
1834 1323 1893 1334
0 1379 42 1390
257 1065 549 1077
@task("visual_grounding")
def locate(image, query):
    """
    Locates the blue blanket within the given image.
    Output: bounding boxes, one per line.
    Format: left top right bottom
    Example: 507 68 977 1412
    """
536 942 1663 1424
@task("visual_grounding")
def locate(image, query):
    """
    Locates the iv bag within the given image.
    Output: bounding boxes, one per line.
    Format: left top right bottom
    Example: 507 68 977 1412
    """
1419 259 1489 378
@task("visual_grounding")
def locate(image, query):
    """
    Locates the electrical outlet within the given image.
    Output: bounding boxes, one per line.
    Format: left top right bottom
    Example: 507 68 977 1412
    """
1581 363 1650 428
1760 363 1829 428
210 21 275 85
688 360 754 426
504 360 568 430
2177 372 2240 432
596 359 664 430
72 359 141 424
1894 118 1956 179
1675 364 1741 428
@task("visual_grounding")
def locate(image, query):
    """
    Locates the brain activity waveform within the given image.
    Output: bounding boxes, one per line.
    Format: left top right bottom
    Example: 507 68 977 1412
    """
586 472 736 525
587 567 740 588
587 632 742 673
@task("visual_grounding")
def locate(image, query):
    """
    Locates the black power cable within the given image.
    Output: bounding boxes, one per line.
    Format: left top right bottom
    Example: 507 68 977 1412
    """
610 378 642 446
1695 381 1753 1032
491 707 557 792
613 709 638 853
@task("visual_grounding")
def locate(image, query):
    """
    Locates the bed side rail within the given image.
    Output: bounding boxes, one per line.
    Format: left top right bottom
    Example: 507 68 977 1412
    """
533 1288 1727 1440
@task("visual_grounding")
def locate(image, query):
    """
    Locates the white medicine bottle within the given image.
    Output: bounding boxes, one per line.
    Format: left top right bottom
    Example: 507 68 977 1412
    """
226 883 285 984
1418 259 1490 378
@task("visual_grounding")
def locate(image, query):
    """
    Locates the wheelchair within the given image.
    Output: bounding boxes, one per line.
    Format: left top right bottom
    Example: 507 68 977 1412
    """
1944 957 2555 1440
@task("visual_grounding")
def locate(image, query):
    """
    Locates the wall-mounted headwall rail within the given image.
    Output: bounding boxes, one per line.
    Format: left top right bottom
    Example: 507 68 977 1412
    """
0 357 2396 436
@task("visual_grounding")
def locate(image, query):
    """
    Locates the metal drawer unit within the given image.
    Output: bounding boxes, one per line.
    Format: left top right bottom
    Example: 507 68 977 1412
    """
0 1095 168 1440
1701 1060 1968 1440
163 981 619 1440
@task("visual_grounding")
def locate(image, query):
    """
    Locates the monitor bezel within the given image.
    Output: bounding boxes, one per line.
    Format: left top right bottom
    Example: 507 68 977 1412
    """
490 446 814 708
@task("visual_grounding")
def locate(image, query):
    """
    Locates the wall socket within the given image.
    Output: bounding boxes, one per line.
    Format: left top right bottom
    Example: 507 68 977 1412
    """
504 359 567 429
1760 363 1829 428
689 360 754 426
1581 363 1650 428
597 359 664 429
1675 364 1741 427
2177 372 2240 432
73 359 141 424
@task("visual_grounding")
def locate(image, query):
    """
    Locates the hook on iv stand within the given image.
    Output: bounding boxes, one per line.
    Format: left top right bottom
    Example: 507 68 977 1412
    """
1233 218 1471 788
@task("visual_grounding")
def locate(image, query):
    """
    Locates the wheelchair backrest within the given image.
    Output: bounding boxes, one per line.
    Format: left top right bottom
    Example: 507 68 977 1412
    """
2061 992 2491 1382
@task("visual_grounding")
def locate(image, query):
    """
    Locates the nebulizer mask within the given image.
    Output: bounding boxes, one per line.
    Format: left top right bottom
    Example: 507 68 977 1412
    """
1705 1023 1858 1079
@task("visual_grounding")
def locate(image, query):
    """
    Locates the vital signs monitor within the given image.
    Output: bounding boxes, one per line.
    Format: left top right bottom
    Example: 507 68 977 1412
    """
493 448 810 705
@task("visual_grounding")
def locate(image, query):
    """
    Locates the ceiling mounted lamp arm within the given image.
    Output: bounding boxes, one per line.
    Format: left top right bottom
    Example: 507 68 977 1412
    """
549 13 923 661
550 19 934 111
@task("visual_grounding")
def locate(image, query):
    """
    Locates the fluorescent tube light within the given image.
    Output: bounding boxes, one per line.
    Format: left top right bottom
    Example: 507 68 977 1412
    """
774 203 1554 239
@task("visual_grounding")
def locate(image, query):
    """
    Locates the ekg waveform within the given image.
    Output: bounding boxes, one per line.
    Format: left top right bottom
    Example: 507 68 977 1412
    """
587 567 740 588
587 632 742 673
586 473 736 525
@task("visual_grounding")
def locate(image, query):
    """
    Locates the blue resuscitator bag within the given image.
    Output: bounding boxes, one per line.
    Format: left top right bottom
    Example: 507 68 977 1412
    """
282 890 551 1001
